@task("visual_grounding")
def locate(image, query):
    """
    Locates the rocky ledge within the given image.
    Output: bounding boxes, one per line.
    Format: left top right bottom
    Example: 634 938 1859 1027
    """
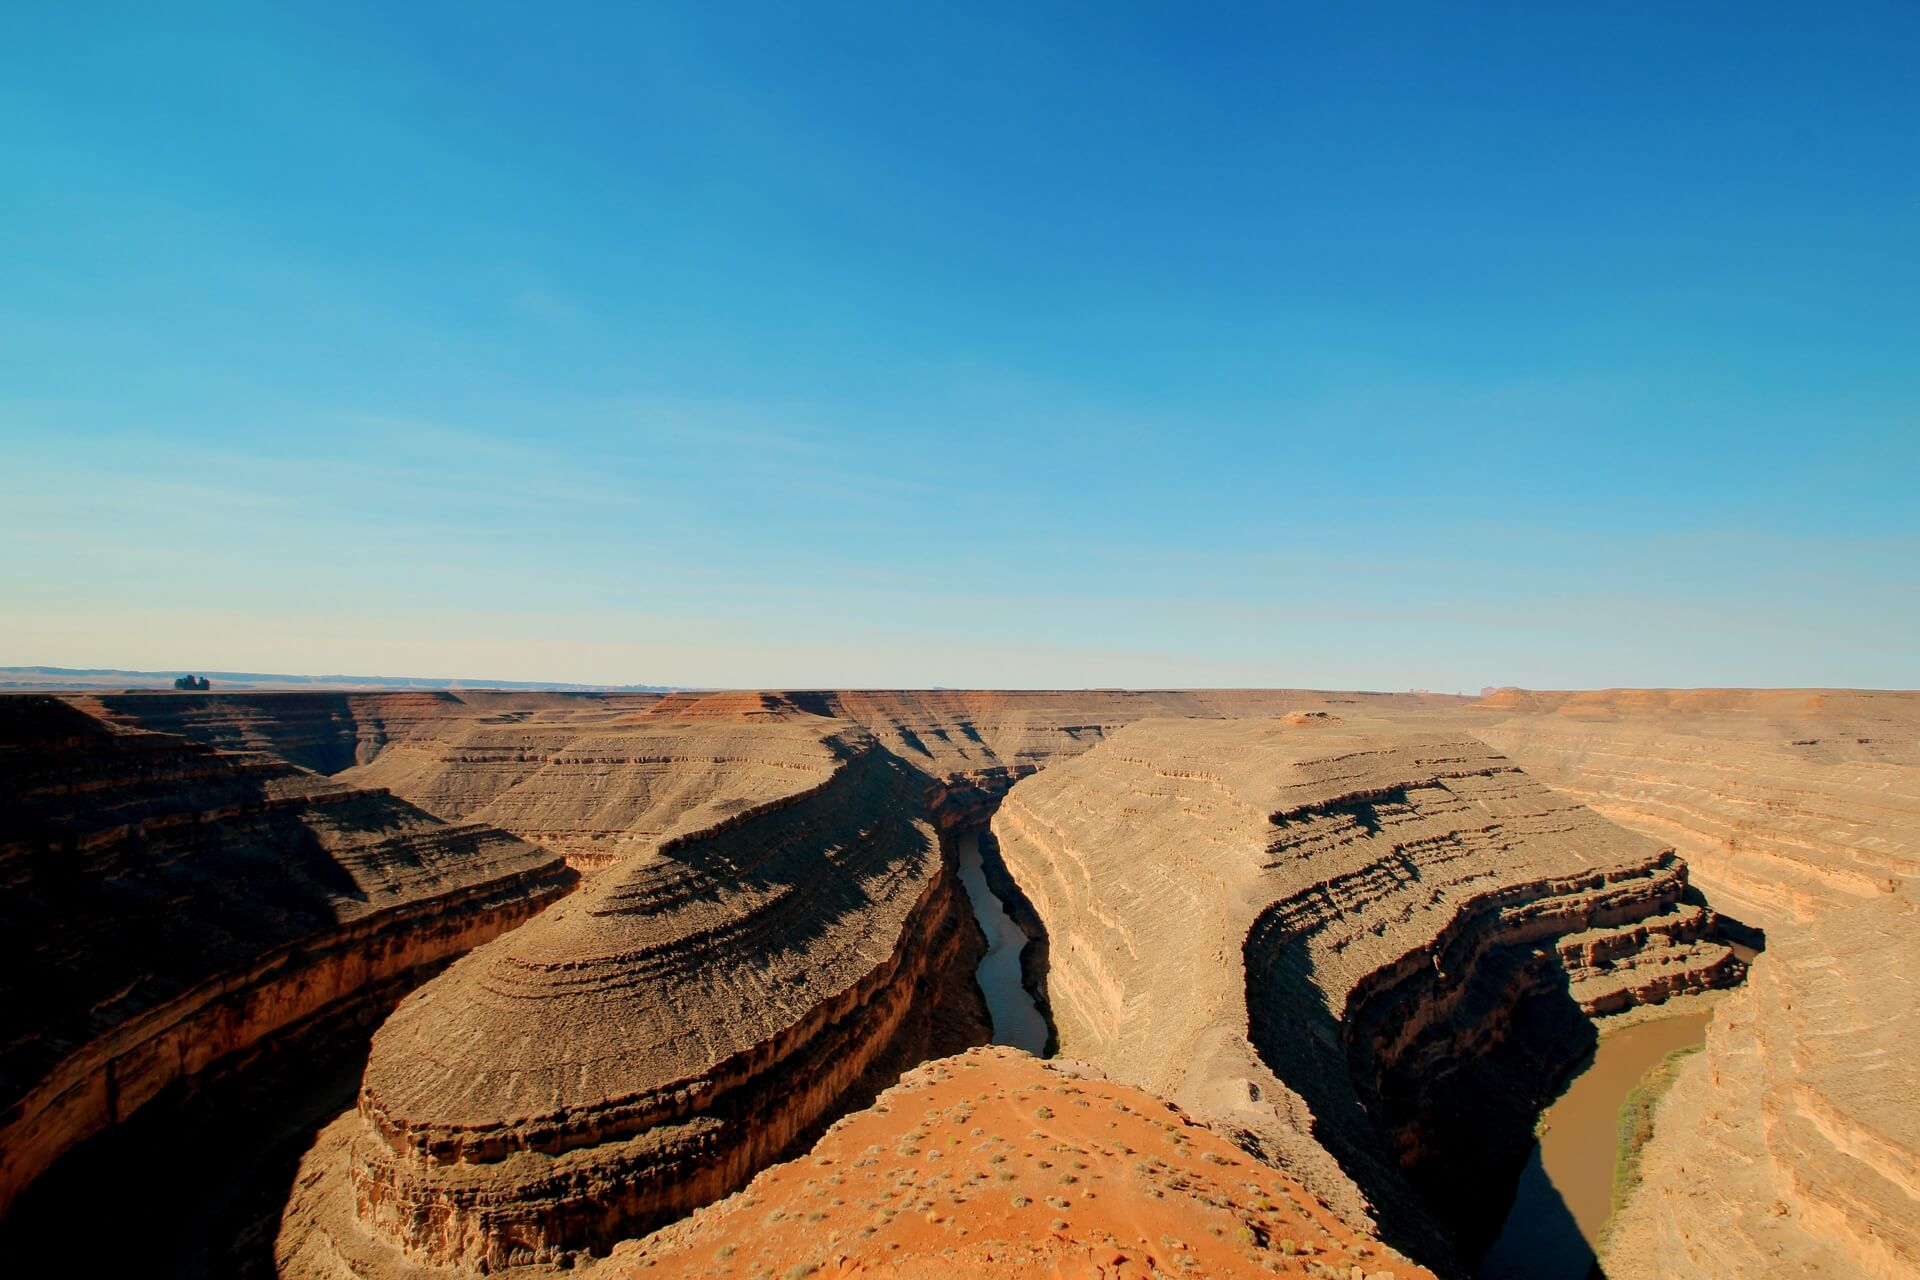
339 714 861 872
1470 688 1920 928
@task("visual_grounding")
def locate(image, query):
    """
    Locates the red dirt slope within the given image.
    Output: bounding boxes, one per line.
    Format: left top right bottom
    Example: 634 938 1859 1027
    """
596 1046 1432 1280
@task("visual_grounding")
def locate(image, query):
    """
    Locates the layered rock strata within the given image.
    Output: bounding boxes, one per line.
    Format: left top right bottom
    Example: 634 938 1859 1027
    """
598 1046 1440 1280
1472 688 1920 928
0 697 572 1218
1471 690 1920 1275
278 735 985 1275
1607 894 1920 1279
338 716 856 871
990 717 1740 1269
71 690 493 776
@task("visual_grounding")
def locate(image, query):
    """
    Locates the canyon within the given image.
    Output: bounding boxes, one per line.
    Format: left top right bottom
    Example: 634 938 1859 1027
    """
0 695 573 1222
0 686 1912 1279
989 716 1739 1269
1475 690 1920 1280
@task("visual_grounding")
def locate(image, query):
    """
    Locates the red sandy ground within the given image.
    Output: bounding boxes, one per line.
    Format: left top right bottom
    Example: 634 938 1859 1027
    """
595 1047 1432 1280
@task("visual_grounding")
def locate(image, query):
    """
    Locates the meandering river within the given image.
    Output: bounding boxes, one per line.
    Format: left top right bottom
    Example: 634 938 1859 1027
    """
1478 1009 1713 1280
954 831 1050 1055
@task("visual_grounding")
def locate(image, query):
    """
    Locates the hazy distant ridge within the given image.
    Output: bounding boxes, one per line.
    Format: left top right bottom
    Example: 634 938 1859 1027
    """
0 666 678 693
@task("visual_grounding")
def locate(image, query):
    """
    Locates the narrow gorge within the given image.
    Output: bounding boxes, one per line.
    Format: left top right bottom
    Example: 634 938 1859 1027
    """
990 716 1744 1273
0 687 1911 1280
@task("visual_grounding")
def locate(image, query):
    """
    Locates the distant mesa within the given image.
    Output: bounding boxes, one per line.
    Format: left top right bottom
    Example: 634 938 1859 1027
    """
171 674 211 691
0 666 681 693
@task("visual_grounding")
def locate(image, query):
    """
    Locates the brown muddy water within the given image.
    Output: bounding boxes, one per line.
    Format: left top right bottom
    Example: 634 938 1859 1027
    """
955 830 1050 1055
1478 1009 1713 1280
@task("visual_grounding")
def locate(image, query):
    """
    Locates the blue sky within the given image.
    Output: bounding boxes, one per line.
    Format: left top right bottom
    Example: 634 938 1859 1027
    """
2 3 1915 689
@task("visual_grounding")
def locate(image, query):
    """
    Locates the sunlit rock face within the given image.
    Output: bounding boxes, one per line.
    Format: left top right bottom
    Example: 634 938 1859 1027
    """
277 729 989 1275
1469 690 1920 1280
1607 896 1920 1279
13 685 1912 1280
991 716 1739 1267
1470 688 1920 929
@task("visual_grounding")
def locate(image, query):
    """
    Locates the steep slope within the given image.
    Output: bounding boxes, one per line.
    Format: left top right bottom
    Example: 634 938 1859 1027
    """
278 733 989 1276
79 688 1471 845
597 1046 1439 1280
1606 894 1919 1279
1470 690 1920 1275
990 717 1740 1269
1471 688 1920 928
0 697 573 1218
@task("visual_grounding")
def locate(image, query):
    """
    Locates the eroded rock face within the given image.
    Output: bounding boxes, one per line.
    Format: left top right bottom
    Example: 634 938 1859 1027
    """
19 686 1910 1278
597 1045 1441 1280
991 717 1740 1267
1467 691 1920 1279
339 711 860 871
72 690 498 776
0 697 573 1218
1471 688 1920 928
1607 896 1920 1279
278 731 987 1275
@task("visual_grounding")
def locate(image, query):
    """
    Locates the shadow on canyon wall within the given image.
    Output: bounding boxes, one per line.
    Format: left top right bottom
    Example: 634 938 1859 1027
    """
971 824 1059 1057
1244 892 1607 1274
0 994 392 1280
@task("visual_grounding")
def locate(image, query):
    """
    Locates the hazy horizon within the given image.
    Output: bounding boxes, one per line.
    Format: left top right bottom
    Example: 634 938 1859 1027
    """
5 5 1915 690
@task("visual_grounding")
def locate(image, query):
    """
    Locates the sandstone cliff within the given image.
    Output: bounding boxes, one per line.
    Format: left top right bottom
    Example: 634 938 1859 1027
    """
990 717 1739 1270
277 732 988 1276
1607 894 1919 1278
0 696 573 1219
71 690 495 776
1471 688 1920 929
1469 691 1920 1278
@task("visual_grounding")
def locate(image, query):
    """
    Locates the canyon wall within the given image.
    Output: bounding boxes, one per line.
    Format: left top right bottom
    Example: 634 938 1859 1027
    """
0 696 574 1218
277 730 988 1277
990 716 1739 1270
337 708 864 871
1606 893 1919 1279
20 685 1912 1277
1471 688 1920 929
1473 691 1920 1278
71 690 482 775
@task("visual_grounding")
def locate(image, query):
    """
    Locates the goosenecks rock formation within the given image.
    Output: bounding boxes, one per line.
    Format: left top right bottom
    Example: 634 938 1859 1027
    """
277 729 989 1276
990 717 1742 1270
86 687 1469 866
0 697 573 1219
19 686 1915 1279
1473 690 1920 1279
